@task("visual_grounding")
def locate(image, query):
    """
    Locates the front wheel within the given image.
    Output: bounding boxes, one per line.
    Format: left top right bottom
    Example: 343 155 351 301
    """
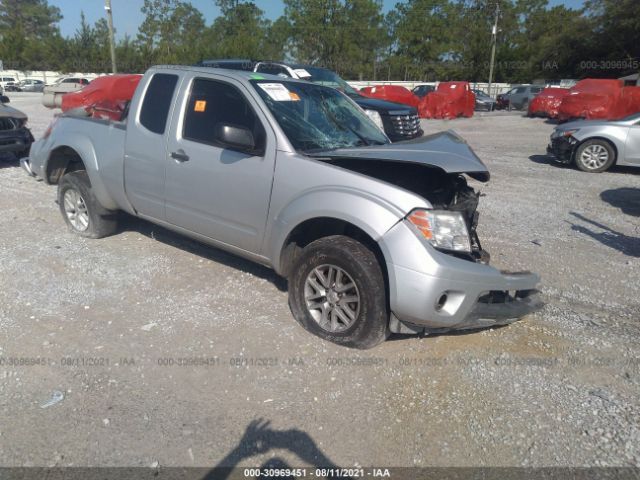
574 139 616 173
288 235 389 349
58 170 118 238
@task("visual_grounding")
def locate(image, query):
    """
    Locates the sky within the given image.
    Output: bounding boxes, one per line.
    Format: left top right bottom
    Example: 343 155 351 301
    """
50 0 586 40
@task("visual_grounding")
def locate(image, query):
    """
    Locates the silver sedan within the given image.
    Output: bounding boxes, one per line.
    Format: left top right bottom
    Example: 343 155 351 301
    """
547 113 640 172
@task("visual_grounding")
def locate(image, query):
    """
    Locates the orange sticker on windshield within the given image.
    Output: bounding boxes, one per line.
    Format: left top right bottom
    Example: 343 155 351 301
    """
289 92 300 101
194 100 207 112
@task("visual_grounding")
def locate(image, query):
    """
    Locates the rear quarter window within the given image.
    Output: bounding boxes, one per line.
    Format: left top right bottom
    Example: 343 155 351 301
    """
139 73 179 134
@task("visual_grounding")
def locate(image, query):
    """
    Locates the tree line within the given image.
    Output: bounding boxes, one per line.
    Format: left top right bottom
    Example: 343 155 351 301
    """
0 0 638 82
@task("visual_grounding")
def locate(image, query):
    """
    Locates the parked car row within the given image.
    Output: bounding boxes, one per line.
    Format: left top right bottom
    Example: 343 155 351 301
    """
496 84 544 110
0 75 92 95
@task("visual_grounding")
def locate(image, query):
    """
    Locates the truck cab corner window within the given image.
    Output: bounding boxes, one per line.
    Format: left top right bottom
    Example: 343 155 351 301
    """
140 73 179 135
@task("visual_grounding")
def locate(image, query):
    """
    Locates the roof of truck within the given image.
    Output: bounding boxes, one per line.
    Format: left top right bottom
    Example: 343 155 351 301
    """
151 65 310 85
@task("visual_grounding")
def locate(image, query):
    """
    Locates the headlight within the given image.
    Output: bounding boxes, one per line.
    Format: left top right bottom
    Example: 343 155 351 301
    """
364 109 385 131
553 129 578 139
407 209 471 253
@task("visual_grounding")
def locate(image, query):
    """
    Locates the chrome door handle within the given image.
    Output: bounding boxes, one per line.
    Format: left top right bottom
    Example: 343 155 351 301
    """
171 150 190 162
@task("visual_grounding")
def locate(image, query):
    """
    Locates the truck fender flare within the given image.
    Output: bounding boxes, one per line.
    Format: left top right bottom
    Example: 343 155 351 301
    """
47 138 119 211
267 187 404 276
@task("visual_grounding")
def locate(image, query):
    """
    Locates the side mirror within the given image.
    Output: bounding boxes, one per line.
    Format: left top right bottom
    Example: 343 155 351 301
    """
214 123 256 153
1 95 9 103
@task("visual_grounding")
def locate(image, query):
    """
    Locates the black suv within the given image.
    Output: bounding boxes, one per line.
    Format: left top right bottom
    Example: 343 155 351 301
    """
198 60 423 142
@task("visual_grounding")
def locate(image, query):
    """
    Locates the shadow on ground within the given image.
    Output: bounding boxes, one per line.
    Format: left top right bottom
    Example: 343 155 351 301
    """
118 214 288 292
567 211 640 257
206 419 349 479
528 154 570 168
601 188 640 217
0 155 19 169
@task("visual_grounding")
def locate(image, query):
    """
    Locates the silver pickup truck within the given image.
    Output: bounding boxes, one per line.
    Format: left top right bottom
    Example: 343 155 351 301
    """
22 66 541 348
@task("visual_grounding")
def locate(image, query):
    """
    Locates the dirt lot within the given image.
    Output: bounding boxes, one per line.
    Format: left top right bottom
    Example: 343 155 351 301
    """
1 93 639 469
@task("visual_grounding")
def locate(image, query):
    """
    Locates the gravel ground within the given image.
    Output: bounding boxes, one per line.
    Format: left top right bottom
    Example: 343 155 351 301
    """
0 93 639 469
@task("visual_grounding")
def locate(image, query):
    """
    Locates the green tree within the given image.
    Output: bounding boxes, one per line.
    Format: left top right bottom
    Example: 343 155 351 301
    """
0 0 63 69
137 0 206 65
583 0 640 77
205 0 279 60
280 0 387 78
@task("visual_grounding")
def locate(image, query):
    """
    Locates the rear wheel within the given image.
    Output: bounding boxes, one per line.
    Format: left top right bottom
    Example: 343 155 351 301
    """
574 139 615 173
58 171 118 238
288 235 389 349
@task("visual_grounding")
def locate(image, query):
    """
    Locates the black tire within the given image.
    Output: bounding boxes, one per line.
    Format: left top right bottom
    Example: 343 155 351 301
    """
57 170 118 238
521 99 529 111
288 235 389 349
574 139 616 173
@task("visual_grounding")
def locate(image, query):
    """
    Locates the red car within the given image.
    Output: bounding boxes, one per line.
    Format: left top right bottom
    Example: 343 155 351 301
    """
527 87 570 119
418 82 475 119
359 85 420 108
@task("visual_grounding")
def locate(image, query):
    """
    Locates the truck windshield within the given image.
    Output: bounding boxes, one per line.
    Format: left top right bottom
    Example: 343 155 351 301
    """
297 67 361 98
251 80 389 152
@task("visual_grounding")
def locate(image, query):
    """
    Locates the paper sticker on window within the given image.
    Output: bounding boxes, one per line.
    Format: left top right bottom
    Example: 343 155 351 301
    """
194 100 207 112
289 92 300 101
293 68 311 78
258 83 295 101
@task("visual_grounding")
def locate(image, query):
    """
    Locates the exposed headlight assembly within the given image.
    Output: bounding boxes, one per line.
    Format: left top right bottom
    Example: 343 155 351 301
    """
364 109 385 131
407 209 471 253
552 128 579 139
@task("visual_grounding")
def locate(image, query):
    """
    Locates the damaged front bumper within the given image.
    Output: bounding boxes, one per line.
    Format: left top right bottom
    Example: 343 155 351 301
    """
547 135 576 164
380 220 542 335
0 127 33 154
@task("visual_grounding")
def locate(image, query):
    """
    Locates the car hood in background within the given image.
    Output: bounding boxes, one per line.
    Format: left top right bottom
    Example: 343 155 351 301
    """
0 104 27 120
349 93 418 115
312 130 490 182
559 118 634 130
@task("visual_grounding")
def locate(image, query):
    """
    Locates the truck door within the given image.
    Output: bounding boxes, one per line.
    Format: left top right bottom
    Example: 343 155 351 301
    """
124 72 181 220
164 75 276 254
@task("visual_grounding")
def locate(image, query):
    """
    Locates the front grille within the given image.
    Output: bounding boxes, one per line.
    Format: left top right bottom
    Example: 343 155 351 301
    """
0 118 17 131
388 113 420 138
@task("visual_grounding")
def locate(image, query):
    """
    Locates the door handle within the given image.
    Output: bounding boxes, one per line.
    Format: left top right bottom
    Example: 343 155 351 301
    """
171 150 190 162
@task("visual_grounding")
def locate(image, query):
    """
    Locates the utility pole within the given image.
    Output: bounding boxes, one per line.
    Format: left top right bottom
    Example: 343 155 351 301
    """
487 2 500 98
105 0 117 73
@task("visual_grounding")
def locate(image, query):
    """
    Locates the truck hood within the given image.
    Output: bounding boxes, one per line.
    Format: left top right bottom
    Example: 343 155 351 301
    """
311 130 490 182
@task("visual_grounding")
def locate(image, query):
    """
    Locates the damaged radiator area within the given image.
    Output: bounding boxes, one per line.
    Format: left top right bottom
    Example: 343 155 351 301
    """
323 158 487 262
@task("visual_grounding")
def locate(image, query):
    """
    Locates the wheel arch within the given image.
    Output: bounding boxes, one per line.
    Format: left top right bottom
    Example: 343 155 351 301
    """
573 136 619 165
45 141 119 210
278 217 389 283
46 145 87 184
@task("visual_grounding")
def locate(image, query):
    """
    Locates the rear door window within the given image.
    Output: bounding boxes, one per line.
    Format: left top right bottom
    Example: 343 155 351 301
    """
139 73 179 134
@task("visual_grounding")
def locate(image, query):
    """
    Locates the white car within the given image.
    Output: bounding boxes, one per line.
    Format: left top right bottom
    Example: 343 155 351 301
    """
0 76 17 91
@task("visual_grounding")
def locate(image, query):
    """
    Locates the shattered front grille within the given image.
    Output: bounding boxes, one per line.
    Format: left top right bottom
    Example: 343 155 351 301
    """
0 118 17 131
389 114 420 137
